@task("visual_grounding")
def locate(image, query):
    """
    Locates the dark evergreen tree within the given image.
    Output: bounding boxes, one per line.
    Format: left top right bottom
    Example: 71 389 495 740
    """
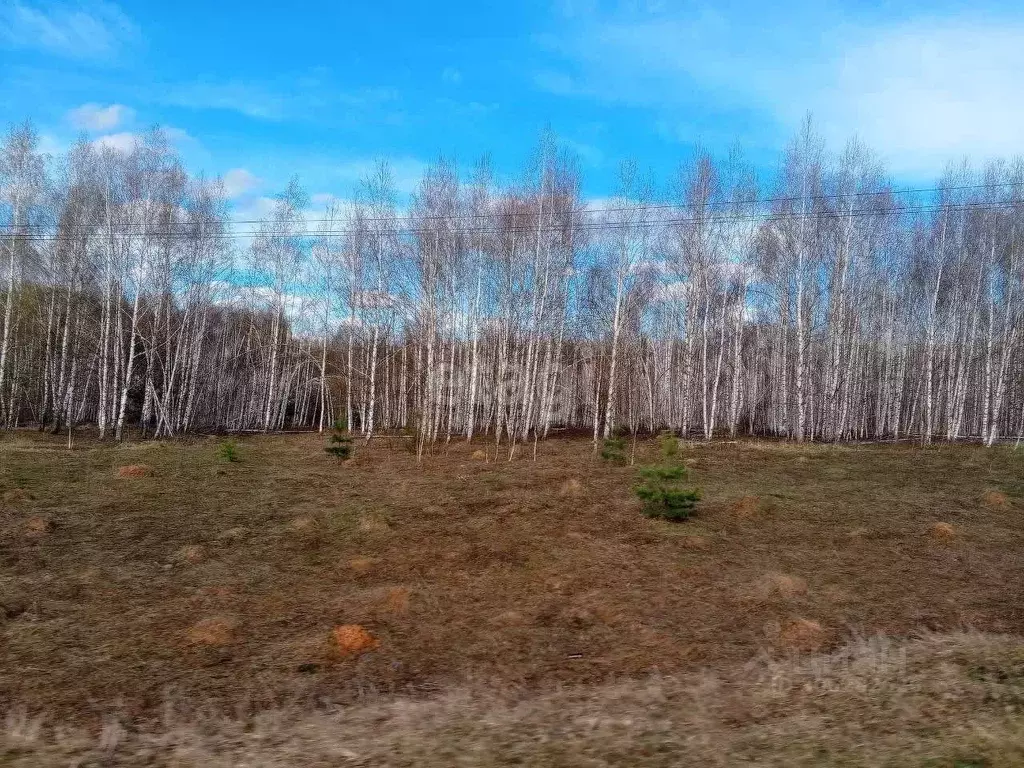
325 419 354 462
634 464 700 521
600 436 627 464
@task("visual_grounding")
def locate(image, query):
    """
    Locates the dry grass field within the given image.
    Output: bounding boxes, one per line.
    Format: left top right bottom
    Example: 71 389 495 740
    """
2 431 1024 765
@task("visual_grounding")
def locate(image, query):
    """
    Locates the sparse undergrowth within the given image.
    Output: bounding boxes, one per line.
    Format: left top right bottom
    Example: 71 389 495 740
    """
217 438 240 463
3 633 1023 766
634 463 701 520
1 430 1023 754
325 419 354 462
634 430 700 520
599 436 627 464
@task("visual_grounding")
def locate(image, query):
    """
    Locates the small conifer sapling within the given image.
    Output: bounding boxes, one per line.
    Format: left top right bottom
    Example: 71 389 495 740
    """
634 464 700 521
218 438 240 463
326 418 354 463
600 436 627 465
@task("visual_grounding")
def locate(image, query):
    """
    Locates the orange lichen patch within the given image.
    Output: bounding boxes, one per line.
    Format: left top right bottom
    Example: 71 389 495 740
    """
980 490 1009 509
383 586 411 614
559 478 583 497
731 495 761 518
779 618 825 652
471 449 487 461
347 556 378 574
23 515 54 538
116 464 152 479
185 616 237 646
172 544 206 564
930 522 956 541
679 535 710 550
753 572 808 600
332 624 379 656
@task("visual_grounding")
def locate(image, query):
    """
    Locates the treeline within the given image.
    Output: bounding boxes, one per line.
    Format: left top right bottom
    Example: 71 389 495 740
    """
1 119 1022 452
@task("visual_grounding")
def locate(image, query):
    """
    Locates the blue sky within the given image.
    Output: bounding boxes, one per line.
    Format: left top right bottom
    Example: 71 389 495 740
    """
2 0 1024 216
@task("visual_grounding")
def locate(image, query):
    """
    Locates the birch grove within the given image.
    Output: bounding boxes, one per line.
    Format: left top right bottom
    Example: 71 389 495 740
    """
2 120 1023 447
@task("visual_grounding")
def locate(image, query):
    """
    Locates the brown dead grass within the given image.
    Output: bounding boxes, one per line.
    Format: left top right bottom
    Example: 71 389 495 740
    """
2 432 1024 729
981 489 1010 509
753 572 808 601
931 521 956 540
347 556 378 574
5 632 1024 766
287 515 316 532
356 512 390 534
185 616 237 647
216 526 248 542
558 477 583 497
2 488 35 505
731 494 761 517
332 624 379 656
779 618 826 651
115 464 151 479
382 586 411 614
679 534 710 549
172 544 205 564
22 515 54 538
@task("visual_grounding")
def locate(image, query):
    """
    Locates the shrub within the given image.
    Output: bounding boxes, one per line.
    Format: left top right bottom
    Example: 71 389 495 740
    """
600 437 627 465
326 419 354 462
218 438 240 463
658 430 679 460
634 463 700 521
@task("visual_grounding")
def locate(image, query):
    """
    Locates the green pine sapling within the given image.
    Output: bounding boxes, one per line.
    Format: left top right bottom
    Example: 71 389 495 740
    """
633 431 700 521
600 436 628 465
325 418 354 462
634 463 700 521
218 438 240 463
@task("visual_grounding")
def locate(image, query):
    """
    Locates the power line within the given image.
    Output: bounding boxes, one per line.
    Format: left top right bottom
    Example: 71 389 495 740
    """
3 180 1023 235
5 199 1022 243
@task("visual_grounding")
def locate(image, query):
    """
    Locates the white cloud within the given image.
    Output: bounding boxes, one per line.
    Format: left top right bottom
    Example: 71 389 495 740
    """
161 126 195 145
93 131 136 153
67 103 134 131
0 1 138 60
819 21 1024 175
441 67 462 85
231 195 279 222
537 4 1024 174
91 126 193 154
222 168 261 199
